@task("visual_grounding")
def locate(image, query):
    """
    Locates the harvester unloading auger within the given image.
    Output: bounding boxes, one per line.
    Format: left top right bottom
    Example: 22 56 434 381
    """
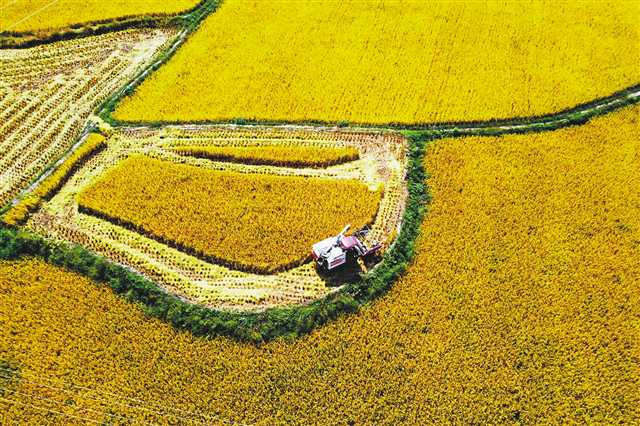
311 224 382 272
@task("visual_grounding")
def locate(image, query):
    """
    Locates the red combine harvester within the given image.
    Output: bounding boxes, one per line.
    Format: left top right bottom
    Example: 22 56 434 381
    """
311 224 381 272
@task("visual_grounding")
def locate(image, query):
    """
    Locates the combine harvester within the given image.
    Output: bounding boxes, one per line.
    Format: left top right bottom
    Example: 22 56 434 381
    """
312 225 381 272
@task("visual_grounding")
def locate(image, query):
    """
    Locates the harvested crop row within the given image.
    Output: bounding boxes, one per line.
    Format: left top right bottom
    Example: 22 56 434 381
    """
0 28 176 209
2 133 106 226
171 145 359 168
77 155 382 274
113 0 640 125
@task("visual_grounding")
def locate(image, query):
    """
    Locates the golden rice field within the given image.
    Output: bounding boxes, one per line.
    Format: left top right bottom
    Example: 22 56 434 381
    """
1 105 638 424
1 0 639 423
113 0 640 125
77 155 381 274
0 0 200 33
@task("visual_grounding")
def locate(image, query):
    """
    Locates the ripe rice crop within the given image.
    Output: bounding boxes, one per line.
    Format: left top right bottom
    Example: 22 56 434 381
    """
1 106 638 424
77 155 382 274
0 28 175 209
171 145 359 168
0 0 200 33
113 0 639 125
2 133 105 226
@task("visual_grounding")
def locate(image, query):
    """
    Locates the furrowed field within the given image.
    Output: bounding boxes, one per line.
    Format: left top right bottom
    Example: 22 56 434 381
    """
0 28 174 207
3 133 106 226
0 0 200 33
113 0 639 124
1 105 637 424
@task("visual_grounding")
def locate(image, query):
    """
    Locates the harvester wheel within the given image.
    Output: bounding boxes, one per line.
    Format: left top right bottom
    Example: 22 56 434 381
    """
320 259 329 272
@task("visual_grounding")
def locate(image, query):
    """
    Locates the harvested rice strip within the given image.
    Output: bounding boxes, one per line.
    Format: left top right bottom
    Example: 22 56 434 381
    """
3 133 106 226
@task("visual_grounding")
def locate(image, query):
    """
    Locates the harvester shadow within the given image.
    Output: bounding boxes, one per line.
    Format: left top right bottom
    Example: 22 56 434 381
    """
314 255 382 288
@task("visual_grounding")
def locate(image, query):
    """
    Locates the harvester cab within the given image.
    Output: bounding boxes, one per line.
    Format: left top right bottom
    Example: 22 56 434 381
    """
311 224 382 272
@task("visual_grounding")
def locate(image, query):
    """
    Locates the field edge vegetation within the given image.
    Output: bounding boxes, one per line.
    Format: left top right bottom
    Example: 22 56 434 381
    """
0 0 212 49
95 1 639 130
1 104 637 423
109 0 639 127
0 132 429 343
1 96 639 342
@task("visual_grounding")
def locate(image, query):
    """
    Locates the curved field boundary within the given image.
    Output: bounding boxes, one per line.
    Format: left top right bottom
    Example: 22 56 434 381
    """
0 129 425 343
0 0 638 341
0 0 215 49
90 0 638 132
104 82 639 132
413 85 640 135
97 0 220 126
2 93 638 343
26 128 405 311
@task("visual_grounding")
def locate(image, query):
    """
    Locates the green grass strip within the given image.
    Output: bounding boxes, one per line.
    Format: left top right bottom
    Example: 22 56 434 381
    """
0 132 429 344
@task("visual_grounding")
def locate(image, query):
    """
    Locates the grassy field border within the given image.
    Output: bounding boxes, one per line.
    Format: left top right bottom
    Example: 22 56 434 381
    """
0 131 428 343
2 100 639 343
88 0 638 132
0 0 210 49
3 97 638 342
104 82 639 132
